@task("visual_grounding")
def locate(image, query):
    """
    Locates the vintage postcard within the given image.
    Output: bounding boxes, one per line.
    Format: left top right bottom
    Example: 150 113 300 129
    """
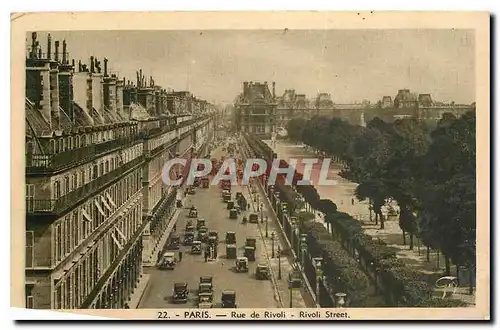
11 11 490 320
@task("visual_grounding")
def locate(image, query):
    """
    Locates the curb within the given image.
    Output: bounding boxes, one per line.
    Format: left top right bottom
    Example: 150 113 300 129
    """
244 184 284 308
132 273 152 309
241 136 319 307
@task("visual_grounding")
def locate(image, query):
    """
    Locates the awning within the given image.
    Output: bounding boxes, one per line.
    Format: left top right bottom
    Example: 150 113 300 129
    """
82 209 93 222
101 196 113 212
94 200 106 217
105 192 116 208
111 233 123 250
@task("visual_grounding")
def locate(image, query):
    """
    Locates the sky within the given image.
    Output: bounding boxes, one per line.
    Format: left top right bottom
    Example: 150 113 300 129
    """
30 30 475 105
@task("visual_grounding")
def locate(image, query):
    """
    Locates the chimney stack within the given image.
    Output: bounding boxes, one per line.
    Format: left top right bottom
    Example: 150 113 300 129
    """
30 32 37 59
78 60 82 72
272 82 276 98
62 40 67 64
54 41 59 62
90 56 95 73
104 58 108 77
47 34 52 60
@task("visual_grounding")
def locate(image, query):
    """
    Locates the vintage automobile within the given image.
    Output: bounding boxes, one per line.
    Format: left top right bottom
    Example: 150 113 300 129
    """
198 227 209 242
184 232 195 245
199 282 213 295
256 263 270 280
173 282 189 303
189 207 198 218
191 240 202 254
185 223 195 233
207 236 217 248
202 177 210 188
159 252 177 270
226 244 237 259
246 238 257 250
235 257 249 273
222 191 231 202
235 192 243 201
200 276 213 285
168 234 180 250
221 290 237 308
198 293 213 308
227 200 235 210
196 219 206 230
187 186 196 195
208 230 219 242
176 199 183 208
194 177 201 187
225 231 236 245
244 246 256 261
249 213 259 224
229 208 238 219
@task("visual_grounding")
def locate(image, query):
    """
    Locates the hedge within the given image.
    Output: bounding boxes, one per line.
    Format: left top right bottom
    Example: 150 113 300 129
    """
245 134 465 308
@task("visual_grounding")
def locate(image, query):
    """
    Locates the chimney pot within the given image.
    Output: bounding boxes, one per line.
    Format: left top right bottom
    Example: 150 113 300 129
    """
62 40 67 64
104 58 108 76
47 34 52 60
90 56 95 73
54 40 59 62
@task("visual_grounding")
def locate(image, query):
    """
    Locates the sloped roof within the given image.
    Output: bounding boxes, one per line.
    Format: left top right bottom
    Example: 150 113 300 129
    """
130 103 153 121
72 102 94 127
25 99 50 137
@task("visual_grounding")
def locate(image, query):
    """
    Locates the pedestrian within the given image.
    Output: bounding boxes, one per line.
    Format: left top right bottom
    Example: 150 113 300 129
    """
204 250 208 263
351 198 354 205
173 223 177 232
178 251 183 262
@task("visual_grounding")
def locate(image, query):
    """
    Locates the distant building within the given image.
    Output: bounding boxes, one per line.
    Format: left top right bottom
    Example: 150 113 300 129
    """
234 81 277 138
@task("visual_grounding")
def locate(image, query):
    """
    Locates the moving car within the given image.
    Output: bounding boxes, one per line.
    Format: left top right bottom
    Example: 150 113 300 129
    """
221 290 237 308
198 227 208 242
198 293 213 308
208 230 219 242
222 191 231 202
244 246 256 261
189 207 198 218
159 252 177 270
200 276 213 285
256 263 270 280
227 200 235 210
187 186 196 195
184 232 195 245
173 282 189 303
246 238 257 250
229 208 238 219
168 234 180 250
202 177 210 188
225 231 236 245
196 219 206 230
226 244 237 259
191 240 202 254
235 257 249 273
249 213 259 224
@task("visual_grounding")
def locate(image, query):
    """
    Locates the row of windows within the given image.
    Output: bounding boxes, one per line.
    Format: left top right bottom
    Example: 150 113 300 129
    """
52 169 142 266
48 126 139 154
53 204 142 309
52 145 142 200
149 131 176 151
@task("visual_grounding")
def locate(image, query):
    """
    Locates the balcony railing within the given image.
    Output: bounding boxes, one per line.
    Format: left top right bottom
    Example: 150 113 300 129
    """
27 137 141 173
26 156 144 215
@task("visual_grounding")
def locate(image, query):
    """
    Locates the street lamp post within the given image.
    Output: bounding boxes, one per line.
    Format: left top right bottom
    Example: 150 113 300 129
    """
271 232 275 258
265 215 269 238
260 203 264 223
277 245 282 279
313 257 323 306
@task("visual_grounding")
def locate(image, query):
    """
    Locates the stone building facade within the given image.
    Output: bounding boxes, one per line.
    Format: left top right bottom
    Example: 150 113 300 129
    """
25 32 214 309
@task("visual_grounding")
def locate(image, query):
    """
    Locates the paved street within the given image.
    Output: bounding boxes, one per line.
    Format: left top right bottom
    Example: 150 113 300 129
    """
138 146 280 309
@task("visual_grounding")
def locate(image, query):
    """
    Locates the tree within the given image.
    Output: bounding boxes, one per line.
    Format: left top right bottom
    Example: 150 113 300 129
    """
417 111 476 274
287 118 308 143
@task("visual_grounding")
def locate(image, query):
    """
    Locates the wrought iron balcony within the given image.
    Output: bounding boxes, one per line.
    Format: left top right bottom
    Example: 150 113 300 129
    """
26 156 144 215
26 137 141 173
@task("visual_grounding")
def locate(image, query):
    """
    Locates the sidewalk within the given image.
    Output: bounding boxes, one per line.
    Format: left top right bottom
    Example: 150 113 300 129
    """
128 273 151 308
241 184 308 308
